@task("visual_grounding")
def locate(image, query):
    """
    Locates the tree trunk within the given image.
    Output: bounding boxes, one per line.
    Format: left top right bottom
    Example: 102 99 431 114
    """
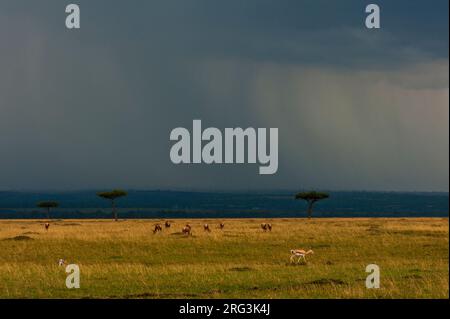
307 201 313 219
112 200 118 221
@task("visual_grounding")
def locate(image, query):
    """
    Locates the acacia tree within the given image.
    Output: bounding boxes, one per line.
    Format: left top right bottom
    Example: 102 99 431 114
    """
97 190 128 221
295 191 329 219
37 201 59 219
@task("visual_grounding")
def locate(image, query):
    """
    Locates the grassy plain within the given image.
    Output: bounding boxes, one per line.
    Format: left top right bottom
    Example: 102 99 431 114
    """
0 218 448 298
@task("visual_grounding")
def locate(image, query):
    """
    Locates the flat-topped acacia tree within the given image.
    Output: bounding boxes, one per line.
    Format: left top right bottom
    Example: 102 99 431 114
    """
97 190 128 221
37 201 59 219
295 191 329 219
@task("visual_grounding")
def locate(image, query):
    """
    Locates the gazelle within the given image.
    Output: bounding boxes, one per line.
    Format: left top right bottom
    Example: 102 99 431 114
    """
153 224 162 234
290 249 314 263
182 224 192 236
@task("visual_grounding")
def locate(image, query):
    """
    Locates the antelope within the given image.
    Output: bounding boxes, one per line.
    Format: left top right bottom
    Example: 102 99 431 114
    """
261 223 272 232
58 259 66 266
204 224 211 232
219 223 225 230
153 224 163 234
182 224 192 236
290 249 314 263
44 223 50 231
165 221 171 228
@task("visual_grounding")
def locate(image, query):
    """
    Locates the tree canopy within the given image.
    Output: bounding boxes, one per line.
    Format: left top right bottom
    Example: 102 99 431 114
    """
37 201 59 209
37 201 59 219
97 189 128 221
295 191 329 202
97 190 128 200
295 191 330 219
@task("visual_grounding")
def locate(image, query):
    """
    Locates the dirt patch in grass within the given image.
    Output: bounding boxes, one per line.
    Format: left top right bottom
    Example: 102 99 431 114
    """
116 292 201 299
22 232 40 235
240 278 348 294
305 278 347 286
229 266 253 272
170 232 196 238
108 255 124 260
403 274 423 279
389 230 447 238
4 235 34 241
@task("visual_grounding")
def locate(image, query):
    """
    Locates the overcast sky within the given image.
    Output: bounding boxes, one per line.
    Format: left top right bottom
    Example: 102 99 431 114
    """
0 0 448 191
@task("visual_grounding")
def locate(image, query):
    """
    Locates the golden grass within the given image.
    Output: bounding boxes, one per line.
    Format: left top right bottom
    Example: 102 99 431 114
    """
0 218 448 299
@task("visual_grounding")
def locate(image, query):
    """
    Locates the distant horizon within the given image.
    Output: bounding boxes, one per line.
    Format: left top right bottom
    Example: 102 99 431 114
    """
0 188 448 194
1 190 447 219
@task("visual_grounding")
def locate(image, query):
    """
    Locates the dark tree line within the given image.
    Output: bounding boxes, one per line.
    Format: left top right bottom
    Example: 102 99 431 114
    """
37 189 329 220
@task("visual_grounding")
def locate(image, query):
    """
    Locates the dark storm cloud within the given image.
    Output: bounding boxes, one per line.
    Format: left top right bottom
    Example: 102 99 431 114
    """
0 0 448 191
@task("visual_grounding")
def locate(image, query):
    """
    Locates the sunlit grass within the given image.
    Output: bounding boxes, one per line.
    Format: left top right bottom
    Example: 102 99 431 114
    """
0 218 448 298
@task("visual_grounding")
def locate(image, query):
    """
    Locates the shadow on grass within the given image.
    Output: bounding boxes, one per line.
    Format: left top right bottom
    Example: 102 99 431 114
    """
3 235 34 241
229 266 254 272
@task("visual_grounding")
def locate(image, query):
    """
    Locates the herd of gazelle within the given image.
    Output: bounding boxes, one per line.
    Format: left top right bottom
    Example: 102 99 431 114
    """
44 221 314 263
36 190 327 265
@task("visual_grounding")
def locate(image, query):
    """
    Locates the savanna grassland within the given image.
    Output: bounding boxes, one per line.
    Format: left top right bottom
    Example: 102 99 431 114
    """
0 218 448 299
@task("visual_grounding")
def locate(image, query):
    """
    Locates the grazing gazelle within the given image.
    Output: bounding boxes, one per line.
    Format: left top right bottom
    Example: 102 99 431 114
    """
219 223 225 230
203 224 211 232
165 221 171 228
261 223 272 232
182 224 192 236
153 224 163 234
44 223 50 231
290 249 314 263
